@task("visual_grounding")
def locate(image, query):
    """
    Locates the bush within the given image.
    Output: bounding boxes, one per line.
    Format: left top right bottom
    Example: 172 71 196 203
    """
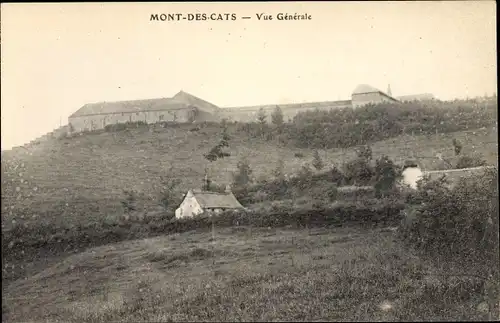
2 198 405 267
121 190 138 213
342 158 374 185
455 154 487 169
105 123 128 132
325 185 339 202
399 167 499 270
286 98 497 149
373 155 401 198
330 166 345 186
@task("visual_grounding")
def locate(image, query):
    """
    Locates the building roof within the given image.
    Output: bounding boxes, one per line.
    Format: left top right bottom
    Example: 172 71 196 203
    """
69 97 190 118
191 189 244 209
397 93 436 101
352 84 381 95
172 91 220 113
69 90 220 118
352 84 400 102
222 100 352 113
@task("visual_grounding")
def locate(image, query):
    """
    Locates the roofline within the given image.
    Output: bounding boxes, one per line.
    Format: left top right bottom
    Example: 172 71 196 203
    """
203 206 243 209
175 91 220 109
353 89 400 102
221 100 353 111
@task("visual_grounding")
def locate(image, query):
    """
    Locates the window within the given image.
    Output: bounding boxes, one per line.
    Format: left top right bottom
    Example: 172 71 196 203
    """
121 113 124 116
159 115 164 121
136 112 139 116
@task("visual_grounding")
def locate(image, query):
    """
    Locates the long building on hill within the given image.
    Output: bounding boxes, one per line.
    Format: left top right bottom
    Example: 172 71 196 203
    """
68 91 220 133
67 84 433 133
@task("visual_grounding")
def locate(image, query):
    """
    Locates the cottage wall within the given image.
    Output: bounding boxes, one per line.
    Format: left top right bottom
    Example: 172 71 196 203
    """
69 108 196 133
175 191 203 218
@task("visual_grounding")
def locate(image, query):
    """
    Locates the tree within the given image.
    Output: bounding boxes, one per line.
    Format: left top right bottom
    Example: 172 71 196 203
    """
273 158 285 180
203 126 231 190
296 164 313 189
312 150 324 171
452 138 463 156
356 145 373 161
271 105 284 127
233 157 253 188
343 158 374 185
158 175 182 210
373 155 400 198
220 126 230 148
257 108 267 125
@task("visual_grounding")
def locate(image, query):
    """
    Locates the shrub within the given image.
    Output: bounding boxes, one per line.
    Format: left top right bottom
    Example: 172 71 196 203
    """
294 152 305 158
455 154 487 169
158 175 182 211
325 185 339 202
373 155 401 198
399 167 499 270
105 123 128 132
330 166 345 186
121 190 138 214
312 150 324 171
342 158 375 185
232 157 253 189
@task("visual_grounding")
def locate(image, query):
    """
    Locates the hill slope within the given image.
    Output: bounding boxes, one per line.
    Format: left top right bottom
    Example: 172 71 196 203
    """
1 123 497 225
3 226 493 322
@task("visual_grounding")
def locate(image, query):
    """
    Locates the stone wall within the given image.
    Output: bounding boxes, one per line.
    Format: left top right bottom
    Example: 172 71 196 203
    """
220 101 352 123
68 108 196 133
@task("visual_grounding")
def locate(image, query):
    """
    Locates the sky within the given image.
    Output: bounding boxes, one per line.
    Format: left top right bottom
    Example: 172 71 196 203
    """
1 1 497 150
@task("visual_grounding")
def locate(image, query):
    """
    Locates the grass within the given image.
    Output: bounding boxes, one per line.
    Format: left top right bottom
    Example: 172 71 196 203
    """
3 226 496 322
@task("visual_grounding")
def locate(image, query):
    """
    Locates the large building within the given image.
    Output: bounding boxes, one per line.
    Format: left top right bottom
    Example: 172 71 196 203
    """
68 91 220 133
68 84 433 133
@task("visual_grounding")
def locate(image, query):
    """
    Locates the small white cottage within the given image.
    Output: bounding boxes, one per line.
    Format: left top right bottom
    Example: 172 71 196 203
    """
175 186 245 219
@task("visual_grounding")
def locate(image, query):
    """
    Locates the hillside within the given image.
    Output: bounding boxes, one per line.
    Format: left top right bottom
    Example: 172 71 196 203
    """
3 226 494 322
1 123 497 227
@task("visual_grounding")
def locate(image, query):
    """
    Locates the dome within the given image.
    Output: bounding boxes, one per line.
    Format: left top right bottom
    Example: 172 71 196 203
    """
352 84 381 95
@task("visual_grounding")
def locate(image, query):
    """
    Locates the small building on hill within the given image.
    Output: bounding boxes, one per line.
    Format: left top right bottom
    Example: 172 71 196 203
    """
400 165 494 190
175 186 245 219
351 84 400 108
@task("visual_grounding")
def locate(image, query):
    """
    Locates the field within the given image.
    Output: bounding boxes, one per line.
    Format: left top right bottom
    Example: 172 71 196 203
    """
3 226 495 322
2 118 498 322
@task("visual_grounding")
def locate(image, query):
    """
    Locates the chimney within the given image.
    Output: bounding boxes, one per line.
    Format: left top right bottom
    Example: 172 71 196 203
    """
203 173 211 191
387 84 392 96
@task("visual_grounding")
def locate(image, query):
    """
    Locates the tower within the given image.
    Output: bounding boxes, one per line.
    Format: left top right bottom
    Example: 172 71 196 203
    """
387 84 392 96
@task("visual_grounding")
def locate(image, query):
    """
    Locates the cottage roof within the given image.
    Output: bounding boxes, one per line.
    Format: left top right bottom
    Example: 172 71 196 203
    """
191 189 244 209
